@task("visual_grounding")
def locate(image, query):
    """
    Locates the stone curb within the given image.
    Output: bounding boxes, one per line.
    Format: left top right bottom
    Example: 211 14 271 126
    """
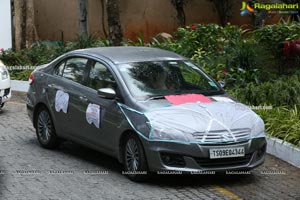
266 136 300 168
11 80 29 92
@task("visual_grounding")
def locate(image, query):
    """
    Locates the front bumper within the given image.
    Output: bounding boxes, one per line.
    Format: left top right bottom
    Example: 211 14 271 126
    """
0 86 11 105
0 76 11 105
143 137 266 173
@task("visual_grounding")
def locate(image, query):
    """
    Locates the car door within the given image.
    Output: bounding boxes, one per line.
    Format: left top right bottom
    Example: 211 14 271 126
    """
46 57 90 137
70 60 124 152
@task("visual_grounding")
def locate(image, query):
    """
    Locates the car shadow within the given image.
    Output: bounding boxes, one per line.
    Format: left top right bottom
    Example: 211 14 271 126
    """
147 172 258 187
0 108 6 114
56 141 123 172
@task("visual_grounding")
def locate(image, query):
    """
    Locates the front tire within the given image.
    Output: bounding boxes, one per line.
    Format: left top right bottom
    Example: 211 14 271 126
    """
123 133 149 182
35 107 60 149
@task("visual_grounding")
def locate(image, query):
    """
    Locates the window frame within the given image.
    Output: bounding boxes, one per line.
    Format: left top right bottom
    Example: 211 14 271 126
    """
52 56 92 85
85 59 117 91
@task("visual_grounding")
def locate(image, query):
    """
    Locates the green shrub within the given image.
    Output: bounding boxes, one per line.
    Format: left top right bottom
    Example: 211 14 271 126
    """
256 106 300 146
227 40 258 71
166 24 275 86
66 35 110 49
229 75 300 107
168 24 242 58
178 23 300 81
191 40 273 87
0 43 66 66
252 22 300 70
253 22 300 49
223 68 266 87
9 70 32 81
0 37 110 80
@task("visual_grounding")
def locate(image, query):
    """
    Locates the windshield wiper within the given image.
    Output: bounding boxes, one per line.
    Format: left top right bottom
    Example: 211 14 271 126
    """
144 95 166 101
142 90 223 102
148 95 165 100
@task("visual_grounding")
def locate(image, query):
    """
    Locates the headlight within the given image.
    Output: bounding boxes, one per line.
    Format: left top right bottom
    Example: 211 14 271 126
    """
0 66 9 80
251 116 266 137
149 127 192 143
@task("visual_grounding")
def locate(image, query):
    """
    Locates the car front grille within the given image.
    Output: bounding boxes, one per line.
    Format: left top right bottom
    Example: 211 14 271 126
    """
192 128 251 143
194 153 253 168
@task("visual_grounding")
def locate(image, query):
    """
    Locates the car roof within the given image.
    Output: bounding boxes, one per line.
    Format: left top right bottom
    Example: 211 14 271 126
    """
71 46 187 64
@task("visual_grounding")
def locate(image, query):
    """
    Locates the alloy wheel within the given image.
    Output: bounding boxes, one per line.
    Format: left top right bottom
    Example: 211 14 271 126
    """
125 138 140 171
37 110 52 144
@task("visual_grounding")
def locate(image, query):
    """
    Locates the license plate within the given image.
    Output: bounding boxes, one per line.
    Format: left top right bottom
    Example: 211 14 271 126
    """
209 147 245 159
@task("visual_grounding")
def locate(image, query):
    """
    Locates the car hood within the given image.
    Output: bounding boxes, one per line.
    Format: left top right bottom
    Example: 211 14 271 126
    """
135 101 264 143
147 101 260 130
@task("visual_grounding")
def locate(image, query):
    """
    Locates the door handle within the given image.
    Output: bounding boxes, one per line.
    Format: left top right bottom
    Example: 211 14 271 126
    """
79 96 88 102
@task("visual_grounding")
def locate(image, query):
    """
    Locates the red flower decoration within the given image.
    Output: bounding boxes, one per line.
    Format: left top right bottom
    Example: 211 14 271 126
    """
191 24 197 30
222 70 228 75
0 48 4 53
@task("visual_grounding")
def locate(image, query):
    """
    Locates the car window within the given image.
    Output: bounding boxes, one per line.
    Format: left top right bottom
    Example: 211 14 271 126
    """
62 58 88 84
54 61 65 76
87 62 116 90
118 60 223 100
179 62 213 90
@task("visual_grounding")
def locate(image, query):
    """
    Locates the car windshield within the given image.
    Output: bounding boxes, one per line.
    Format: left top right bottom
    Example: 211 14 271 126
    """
118 60 224 100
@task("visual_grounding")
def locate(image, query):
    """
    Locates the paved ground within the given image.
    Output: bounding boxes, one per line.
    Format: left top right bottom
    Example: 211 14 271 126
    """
0 92 300 200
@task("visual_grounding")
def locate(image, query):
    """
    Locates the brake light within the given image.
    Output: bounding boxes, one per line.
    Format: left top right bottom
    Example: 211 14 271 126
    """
29 73 34 85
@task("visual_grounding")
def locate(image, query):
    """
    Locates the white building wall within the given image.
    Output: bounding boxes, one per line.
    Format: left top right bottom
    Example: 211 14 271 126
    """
0 0 12 50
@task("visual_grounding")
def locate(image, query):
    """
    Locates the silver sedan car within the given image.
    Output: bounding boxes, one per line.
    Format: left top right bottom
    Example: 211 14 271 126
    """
27 47 266 181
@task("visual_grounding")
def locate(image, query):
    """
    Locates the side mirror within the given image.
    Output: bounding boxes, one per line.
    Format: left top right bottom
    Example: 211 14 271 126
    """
218 80 226 88
97 88 116 99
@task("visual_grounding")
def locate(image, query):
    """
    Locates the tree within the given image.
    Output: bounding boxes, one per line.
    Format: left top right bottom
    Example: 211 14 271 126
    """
77 0 89 37
13 0 37 50
13 0 26 50
26 0 37 46
171 0 187 27
106 0 123 46
209 0 234 27
100 0 108 38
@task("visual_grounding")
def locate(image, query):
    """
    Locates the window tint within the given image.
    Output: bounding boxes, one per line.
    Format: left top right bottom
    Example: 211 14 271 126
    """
62 58 88 84
87 62 116 90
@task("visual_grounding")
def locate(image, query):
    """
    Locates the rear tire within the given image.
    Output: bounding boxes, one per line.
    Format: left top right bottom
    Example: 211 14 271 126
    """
122 133 149 182
35 106 60 149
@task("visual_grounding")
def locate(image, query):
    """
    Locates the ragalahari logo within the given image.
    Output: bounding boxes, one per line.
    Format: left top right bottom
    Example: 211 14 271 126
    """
240 1 255 16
